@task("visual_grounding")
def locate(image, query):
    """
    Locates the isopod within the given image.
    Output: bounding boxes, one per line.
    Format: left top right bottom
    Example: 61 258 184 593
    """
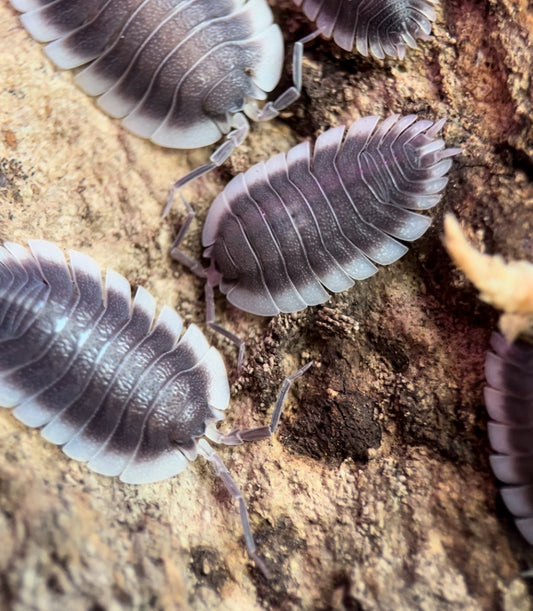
0 238 311 575
484 332 533 545
172 114 460 361
9 0 311 194
292 0 439 59
444 213 533 547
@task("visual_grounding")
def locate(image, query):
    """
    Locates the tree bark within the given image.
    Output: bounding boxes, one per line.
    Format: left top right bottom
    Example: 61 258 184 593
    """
0 0 532 609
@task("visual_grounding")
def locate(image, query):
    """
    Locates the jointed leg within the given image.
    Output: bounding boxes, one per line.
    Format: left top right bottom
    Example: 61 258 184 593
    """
170 208 246 368
205 283 246 369
197 438 270 577
249 31 321 122
209 362 314 446
163 113 250 216
169 195 207 279
197 362 312 576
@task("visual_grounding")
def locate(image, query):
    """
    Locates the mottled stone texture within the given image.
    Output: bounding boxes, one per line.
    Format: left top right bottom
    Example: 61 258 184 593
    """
0 0 532 609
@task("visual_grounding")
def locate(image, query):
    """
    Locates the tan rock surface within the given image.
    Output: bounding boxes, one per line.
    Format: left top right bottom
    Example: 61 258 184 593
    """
1 1 532 609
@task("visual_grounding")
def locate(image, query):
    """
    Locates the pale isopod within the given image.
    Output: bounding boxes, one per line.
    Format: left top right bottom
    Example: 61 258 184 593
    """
9 0 311 196
292 0 439 59
484 332 533 545
0 238 311 574
172 114 460 362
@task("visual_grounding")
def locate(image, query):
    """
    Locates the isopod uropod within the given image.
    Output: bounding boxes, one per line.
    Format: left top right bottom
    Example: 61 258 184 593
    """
9 0 310 193
0 238 311 575
172 114 460 362
292 0 439 59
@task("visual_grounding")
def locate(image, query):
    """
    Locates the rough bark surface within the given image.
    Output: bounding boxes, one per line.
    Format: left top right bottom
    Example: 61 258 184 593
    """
1 0 532 609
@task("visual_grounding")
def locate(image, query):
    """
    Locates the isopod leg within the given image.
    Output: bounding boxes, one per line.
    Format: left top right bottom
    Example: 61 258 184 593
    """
171 225 246 368
196 438 271 577
251 31 321 122
209 112 250 166
169 195 207 279
163 113 250 216
213 361 313 445
205 283 245 369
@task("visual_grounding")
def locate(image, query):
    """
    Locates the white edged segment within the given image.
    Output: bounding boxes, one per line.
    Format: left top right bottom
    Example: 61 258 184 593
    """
150 116 223 150
119 449 190 485
339 254 378 281
19 8 67 43
175 324 211 364
202 191 232 246
10 0 49 10
489 455 525 485
314 125 346 159
488 422 533 455
26 240 70 274
226 283 280 317
246 24 284 93
5 241 43 271
516 517 533 545
62 428 108 462
41 415 80 445
74 63 116 97
104 269 133 308
87 446 131 478
151 305 184 348
69 249 104 295
0 380 27 411
45 38 98 70
27 239 73 291
386 212 432 242
131 286 157 326
343 115 381 149
197 346 231 412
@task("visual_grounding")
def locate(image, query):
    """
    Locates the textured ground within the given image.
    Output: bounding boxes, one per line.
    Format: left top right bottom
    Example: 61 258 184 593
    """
1 0 532 609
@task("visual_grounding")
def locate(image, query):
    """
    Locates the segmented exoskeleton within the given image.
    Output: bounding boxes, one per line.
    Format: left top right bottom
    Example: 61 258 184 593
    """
0 239 310 574
174 114 459 311
485 332 533 545
10 0 310 196
292 0 439 58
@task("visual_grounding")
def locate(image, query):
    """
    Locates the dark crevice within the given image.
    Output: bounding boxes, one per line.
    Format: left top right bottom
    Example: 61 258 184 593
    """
495 142 533 181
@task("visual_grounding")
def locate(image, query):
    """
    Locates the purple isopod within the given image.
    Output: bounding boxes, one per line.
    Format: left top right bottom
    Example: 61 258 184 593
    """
484 332 533 545
292 0 439 59
0 238 311 574
9 0 310 192
172 114 460 343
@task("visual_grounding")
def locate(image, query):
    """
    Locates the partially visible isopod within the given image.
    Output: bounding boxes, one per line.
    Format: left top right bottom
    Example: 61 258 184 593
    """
484 332 533 545
0 238 311 575
444 213 533 548
292 0 439 59
172 114 460 361
9 0 311 196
